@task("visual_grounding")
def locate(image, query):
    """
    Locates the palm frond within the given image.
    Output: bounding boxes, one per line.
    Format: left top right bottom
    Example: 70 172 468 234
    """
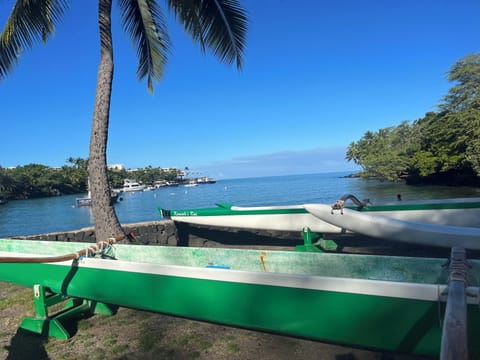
167 0 247 70
0 0 68 80
118 0 170 93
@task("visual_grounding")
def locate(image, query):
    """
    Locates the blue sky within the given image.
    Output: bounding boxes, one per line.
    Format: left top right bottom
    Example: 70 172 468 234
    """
0 0 479 179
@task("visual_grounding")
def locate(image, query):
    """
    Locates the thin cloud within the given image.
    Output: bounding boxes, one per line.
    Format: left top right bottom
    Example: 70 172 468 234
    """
196 146 359 179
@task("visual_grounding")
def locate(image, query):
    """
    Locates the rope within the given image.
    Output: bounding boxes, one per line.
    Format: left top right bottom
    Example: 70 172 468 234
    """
448 247 470 284
0 233 134 264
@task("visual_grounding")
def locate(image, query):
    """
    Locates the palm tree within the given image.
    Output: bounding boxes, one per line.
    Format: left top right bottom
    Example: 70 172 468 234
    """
0 0 247 241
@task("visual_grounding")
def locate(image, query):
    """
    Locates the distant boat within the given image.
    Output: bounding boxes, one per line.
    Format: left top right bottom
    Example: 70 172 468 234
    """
76 190 122 207
196 176 216 184
121 179 146 192
75 197 92 207
0 198 8 205
165 181 179 187
154 180 180 188
183 180 198 188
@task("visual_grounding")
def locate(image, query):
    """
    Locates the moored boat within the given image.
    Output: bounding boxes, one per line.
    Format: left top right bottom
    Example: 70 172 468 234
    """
121 179 146 192
154 180 180 188
0 238 479 357
196 176 216 184
75 197 92 207
159 195 480 233
183 180 198 187
75 190 122 207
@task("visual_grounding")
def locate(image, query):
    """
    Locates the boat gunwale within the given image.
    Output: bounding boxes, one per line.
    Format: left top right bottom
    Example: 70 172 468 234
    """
0 250 470 303
163 197 480 218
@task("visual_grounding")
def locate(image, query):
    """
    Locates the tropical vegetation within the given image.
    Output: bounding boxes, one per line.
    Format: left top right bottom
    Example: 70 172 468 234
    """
0 1 247 241
347 53 480 185
0 158 183 200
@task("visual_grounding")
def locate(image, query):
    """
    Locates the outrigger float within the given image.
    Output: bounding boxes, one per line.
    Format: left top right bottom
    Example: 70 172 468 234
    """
0 235 478 358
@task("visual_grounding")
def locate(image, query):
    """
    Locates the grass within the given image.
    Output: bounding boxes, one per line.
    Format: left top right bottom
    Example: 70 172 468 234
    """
0 285 32 311
137 329 157 353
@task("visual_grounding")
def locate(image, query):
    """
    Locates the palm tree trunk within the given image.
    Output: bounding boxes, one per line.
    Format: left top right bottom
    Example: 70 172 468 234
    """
88 0 124 242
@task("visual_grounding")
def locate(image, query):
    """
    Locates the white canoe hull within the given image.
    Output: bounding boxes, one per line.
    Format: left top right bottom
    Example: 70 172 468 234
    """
304 203 480 249
172 211 344 233
165 198 480 233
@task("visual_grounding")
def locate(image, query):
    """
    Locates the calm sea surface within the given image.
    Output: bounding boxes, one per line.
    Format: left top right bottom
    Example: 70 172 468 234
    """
1 172 479 238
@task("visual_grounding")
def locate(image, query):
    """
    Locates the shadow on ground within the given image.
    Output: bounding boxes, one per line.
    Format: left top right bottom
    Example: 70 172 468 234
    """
5 328 48 360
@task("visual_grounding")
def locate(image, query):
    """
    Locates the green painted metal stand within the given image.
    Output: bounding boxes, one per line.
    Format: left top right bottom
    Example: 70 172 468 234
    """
295 227 338 252
20 284 117 339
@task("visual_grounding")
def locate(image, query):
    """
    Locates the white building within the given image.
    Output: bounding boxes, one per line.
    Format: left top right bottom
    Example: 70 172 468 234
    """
108 164 126 171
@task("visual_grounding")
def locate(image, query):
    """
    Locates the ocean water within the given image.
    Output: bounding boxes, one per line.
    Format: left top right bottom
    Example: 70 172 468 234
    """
1 171 479 238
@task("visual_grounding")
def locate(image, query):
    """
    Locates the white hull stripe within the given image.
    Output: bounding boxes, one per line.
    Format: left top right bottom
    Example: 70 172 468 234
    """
37 256 468 303
173 213 344 233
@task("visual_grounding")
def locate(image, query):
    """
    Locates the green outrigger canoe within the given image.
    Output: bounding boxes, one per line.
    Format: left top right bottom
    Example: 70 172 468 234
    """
0 238 478 357
159 196 480 233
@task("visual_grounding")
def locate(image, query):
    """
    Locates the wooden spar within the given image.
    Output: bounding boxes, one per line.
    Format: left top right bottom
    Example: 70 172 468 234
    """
440 246 469 360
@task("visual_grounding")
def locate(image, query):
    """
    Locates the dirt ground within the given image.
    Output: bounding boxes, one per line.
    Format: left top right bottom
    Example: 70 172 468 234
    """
0 280 431 360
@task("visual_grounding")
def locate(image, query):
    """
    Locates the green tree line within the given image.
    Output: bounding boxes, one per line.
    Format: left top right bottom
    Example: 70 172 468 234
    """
0 158 183 200
346 53 480 185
